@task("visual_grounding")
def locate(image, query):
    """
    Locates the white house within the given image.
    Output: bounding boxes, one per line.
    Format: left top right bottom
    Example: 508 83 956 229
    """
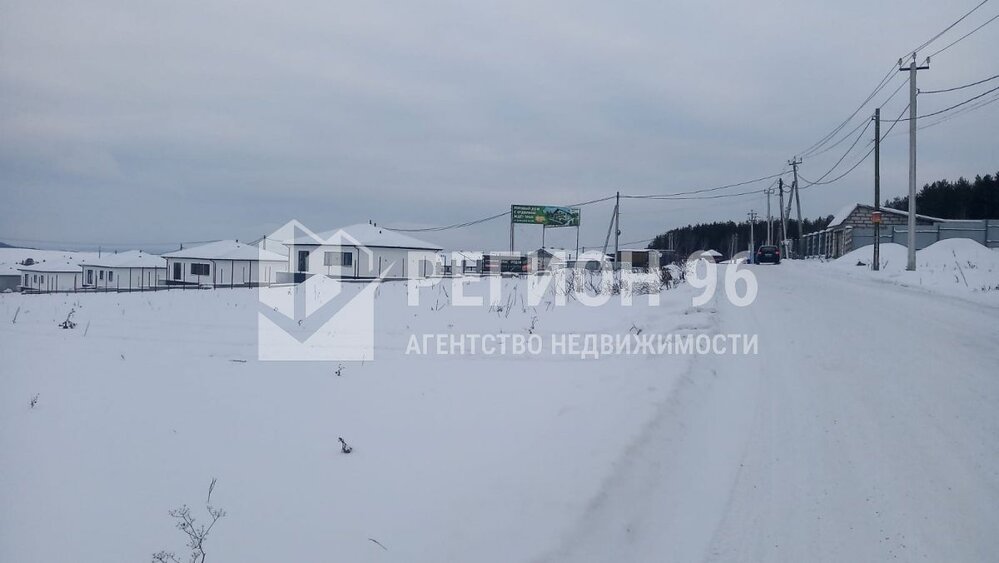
287 223 443 280
617 249 660 272
451 250 484 275
18 261 83 293
79 250 167 291
0 264 20 292
161 240 287 287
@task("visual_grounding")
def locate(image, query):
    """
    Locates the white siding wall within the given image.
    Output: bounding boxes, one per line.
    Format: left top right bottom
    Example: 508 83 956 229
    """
83 267 166 289
165 257 284 286
292 245 440 279
19 271 81 292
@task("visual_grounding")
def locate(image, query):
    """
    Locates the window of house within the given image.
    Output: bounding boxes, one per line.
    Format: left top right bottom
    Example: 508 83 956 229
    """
108 271 114 282
324 251 353 266
33 274 38 283
40 275 44 283
99 270 104 281
86 269 94 285
24 274 29 285
191 263 210 276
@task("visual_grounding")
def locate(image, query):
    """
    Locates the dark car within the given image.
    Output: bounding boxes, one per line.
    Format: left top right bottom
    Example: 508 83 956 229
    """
756 245 781 264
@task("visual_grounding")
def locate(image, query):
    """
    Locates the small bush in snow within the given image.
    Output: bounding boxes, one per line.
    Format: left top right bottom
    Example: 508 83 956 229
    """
338 436 353 454
58 309 77 329
29 394 39 409
153 478 226 563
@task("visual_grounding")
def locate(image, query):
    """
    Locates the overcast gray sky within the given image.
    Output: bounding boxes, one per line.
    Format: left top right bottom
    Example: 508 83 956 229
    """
1 0 997 252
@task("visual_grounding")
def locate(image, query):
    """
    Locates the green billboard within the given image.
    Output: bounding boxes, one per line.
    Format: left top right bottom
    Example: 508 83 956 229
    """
511 205 581 227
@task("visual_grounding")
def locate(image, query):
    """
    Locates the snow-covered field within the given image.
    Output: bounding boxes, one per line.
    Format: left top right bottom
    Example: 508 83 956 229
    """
0 277 711 562
2 244 999 562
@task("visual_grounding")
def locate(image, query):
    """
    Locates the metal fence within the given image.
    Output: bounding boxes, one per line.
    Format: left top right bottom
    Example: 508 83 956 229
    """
801 219 999 259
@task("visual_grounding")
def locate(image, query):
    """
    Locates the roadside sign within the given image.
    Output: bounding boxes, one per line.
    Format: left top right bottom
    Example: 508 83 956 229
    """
511 205 581 227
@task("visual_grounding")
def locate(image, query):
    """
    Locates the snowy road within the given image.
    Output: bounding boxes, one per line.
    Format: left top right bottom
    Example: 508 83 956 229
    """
549 261 999 562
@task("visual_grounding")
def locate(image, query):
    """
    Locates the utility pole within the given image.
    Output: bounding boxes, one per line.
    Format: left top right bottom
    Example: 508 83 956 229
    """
789 157 803 258
899 54 929 271
613 191 621 271
765 187 773 245
778 178 788 254
873 107 881 271
747 210 758 262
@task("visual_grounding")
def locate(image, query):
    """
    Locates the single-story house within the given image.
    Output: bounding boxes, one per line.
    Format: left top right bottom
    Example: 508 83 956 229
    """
287 222 443 280
451 251 484 275
533 248 571 273
701 249 723 260
617 249 660 271
161 240 287 287
806 203 944 259
0 264 20 292
18 261 83 293
79 250 167 290
481 251 529 274
565 250 612 271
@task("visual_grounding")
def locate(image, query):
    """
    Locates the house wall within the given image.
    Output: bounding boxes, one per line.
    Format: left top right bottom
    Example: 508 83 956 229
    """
19 270 81 292
83 266 167 290
0 275 20 292
291 245 440 279
618 250 659 271
164 257 284 286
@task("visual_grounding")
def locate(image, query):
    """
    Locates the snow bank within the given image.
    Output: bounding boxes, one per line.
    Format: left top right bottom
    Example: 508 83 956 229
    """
828 239 999 296
833 242 908 270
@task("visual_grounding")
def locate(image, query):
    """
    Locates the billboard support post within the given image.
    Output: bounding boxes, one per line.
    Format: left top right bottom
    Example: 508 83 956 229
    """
510 214 514 252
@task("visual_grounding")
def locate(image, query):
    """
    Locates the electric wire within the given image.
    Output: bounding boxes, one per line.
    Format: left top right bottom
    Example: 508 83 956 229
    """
920 73 999 94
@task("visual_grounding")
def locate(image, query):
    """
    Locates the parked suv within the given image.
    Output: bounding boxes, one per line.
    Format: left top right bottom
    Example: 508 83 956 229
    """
756 245 781 264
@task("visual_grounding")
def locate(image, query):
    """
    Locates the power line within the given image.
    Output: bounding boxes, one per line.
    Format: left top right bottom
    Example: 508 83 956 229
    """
801 118 873 185
798 64 899 158
888 83 999 121
621 170 787 199
908 0 991 55
799 103 910 188
927 12 999 59
382 195 616 233
917 90 999 130
920 72 999 94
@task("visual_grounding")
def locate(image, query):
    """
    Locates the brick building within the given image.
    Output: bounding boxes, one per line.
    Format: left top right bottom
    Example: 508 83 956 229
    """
804 203 942 258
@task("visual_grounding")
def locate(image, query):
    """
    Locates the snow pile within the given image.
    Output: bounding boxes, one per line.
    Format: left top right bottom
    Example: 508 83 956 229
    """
833 242 908 271
830 239 999 296
913 238 999 292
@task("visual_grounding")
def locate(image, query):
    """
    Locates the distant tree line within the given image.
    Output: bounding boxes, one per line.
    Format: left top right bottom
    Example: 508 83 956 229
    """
884 172 999 219
648 171 999 257
648 216 833 257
